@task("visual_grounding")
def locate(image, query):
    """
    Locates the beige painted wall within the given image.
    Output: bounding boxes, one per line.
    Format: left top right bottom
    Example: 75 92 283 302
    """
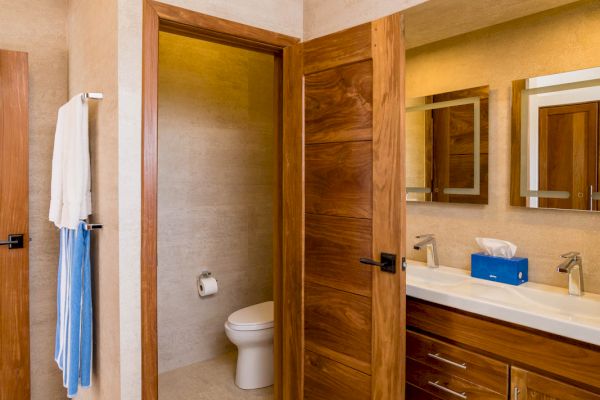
67 1 121 399
405 0 600 293
0 1 68 399
157 32 275 374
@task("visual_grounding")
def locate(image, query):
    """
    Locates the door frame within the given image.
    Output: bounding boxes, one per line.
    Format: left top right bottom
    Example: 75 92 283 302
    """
141 2 301 399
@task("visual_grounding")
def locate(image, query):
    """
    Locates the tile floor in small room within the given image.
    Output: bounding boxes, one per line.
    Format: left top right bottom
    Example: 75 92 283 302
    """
158 352 273 400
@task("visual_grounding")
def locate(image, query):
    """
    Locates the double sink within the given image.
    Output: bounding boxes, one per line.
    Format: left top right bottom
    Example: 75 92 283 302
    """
406 260 600 346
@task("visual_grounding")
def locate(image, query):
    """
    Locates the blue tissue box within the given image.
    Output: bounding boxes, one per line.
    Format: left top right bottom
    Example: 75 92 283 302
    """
471 253 528 285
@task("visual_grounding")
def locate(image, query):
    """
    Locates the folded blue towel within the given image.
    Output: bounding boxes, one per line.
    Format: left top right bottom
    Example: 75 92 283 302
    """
54 221 92 397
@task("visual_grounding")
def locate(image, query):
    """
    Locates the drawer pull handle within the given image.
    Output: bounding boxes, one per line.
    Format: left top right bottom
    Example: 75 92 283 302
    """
428 380 467 399
428 352 467 369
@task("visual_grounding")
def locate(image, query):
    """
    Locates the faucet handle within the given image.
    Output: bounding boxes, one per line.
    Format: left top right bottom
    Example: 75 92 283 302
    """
416 234 434 239
561 251 580 259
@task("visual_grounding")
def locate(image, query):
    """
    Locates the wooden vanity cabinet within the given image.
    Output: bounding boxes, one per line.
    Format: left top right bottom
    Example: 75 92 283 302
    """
407 297 600 400
511 367 600 400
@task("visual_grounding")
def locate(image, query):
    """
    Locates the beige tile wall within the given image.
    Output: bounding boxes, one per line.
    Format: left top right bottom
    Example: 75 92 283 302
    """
157 32 275 374
405 0 600 294
0 1 68 398
67 0 121 399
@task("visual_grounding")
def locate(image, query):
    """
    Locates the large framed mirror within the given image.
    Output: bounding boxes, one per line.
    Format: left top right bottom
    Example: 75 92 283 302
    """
406 86 489 204
511 67 600 211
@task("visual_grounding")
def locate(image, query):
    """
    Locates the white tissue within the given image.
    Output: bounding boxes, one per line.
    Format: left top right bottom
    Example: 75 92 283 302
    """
475 237 517 259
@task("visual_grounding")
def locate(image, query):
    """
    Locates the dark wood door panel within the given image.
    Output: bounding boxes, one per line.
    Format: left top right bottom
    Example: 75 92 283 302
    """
305 60 373 144
303 23 372 75
306 141 372 218
305 282 372 374
0 49 29 400
304 351 371 400
305 213 372 297
539 102 598 210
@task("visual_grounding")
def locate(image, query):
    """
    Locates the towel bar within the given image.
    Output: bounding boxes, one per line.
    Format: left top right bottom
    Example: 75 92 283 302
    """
84 223 103 231
82 92 103 100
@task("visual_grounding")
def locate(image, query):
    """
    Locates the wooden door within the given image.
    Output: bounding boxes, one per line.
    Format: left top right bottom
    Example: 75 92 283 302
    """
539 102 599 210
284 13 406 400
0 50 30 400
511 367 600 400
432 86 489 204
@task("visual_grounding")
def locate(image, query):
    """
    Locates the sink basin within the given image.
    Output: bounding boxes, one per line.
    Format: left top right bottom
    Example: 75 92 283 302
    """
406 260 600 346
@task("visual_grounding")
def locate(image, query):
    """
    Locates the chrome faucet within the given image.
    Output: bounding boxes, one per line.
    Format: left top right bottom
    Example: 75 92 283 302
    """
414 234 439 268
556 252 584 296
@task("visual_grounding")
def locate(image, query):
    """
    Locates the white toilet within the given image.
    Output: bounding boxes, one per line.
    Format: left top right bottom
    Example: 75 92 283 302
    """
225 301 274 390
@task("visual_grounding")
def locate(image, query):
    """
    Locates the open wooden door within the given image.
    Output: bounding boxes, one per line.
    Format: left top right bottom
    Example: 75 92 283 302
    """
282 13 406 400
0 50 30 400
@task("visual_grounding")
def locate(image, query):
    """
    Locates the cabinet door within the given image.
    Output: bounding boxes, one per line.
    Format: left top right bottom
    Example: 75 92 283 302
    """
511 367 600 400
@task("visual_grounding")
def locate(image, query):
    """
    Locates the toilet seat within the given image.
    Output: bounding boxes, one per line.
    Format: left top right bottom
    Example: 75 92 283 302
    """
227 301 273 331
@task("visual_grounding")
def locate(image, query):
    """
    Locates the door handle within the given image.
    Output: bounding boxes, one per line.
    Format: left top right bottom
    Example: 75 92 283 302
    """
0 234 24 249
360 253 396 273
428 380 467 399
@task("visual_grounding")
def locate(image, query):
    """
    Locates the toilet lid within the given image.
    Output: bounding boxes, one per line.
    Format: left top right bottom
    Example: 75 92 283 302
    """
227 301 273 331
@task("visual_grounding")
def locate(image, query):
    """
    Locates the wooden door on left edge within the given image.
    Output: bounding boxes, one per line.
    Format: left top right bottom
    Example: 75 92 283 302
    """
283 13 406 400
0 50 30 400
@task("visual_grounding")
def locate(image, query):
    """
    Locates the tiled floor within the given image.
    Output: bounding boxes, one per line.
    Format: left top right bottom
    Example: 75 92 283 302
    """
158 352 274 400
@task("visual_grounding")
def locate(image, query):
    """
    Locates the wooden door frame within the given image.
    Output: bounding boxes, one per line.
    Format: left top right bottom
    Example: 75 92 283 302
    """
141 2 301 399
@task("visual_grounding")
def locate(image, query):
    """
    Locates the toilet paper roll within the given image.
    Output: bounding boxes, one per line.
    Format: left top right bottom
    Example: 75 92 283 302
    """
197 276 218 297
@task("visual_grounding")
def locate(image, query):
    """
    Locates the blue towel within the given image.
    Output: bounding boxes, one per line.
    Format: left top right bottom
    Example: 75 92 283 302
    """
54 221 92 397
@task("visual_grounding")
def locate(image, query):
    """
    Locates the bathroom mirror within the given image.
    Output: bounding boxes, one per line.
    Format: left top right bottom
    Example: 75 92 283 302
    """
406 86 489 204
510 67 600 211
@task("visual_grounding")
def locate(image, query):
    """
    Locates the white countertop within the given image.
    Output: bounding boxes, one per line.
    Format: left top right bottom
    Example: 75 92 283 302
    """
406 260 600 346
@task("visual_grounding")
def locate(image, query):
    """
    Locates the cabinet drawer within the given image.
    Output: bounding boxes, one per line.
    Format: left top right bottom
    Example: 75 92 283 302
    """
407 331 508 395
407 382 444 400
407 358 505 400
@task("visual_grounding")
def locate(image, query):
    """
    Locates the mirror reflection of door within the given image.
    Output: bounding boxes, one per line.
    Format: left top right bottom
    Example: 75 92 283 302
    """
431 86 489 204
538 102 599 210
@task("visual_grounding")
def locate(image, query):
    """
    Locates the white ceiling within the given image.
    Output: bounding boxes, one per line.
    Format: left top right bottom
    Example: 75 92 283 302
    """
403 0 583 49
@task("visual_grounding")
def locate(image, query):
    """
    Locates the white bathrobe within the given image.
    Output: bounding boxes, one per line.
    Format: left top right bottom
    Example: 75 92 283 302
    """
49 94 92 229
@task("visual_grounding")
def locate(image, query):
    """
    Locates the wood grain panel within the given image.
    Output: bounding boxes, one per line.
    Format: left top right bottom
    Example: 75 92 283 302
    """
371 13 406 400
305 214 372 297
272 54 283 400
141 2 160 399
407 298 600 391
305 60 373 144
305 282 371 374
407 358 505 400
0 49 29 400
304 351 370 400
510 79 526 207
511 367 600 400
407 331 508 395
303 23 372 75
282 42 304 400
305 141 372 218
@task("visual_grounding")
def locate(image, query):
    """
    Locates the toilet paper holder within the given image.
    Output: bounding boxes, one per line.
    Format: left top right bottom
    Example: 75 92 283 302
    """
200 271 212 279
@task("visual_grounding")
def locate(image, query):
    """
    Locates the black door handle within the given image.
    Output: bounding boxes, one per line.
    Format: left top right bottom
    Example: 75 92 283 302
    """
0 234 24 249
360 252 396 273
